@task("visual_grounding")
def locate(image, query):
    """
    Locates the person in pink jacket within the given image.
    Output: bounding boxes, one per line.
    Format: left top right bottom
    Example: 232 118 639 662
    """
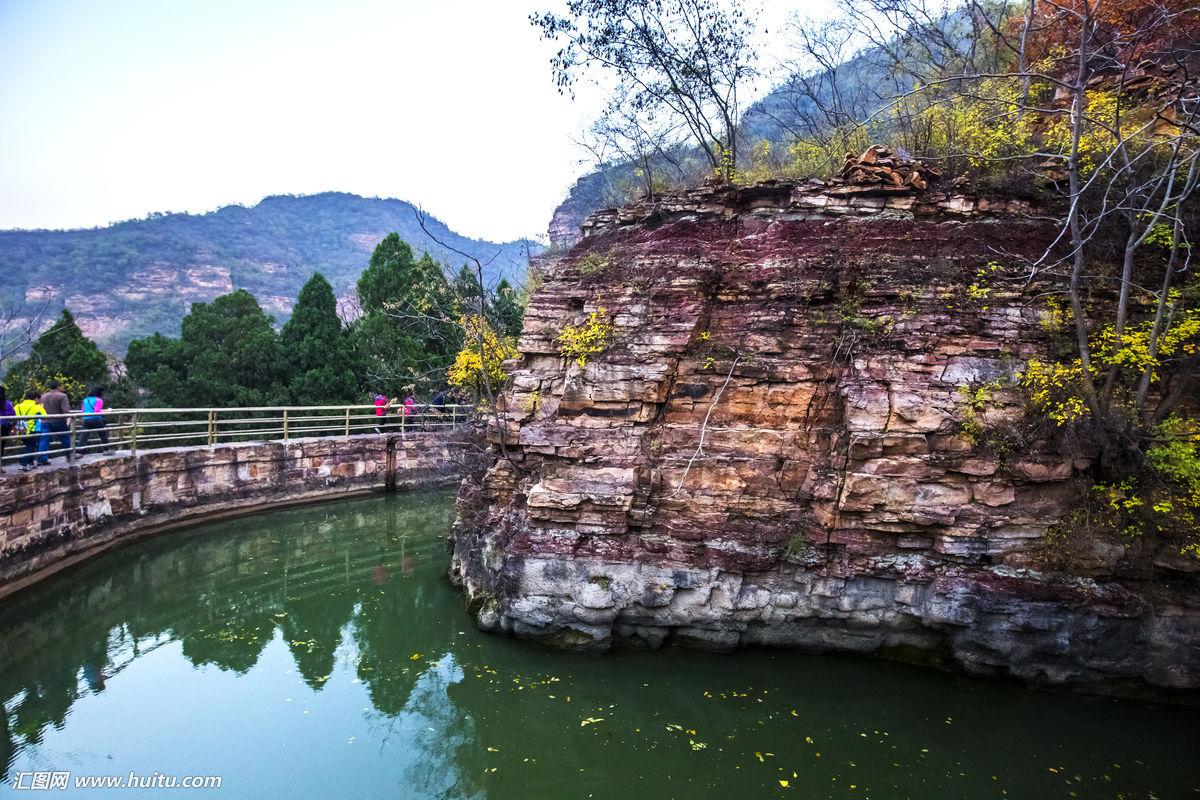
79 387 109 452
373 393 388 433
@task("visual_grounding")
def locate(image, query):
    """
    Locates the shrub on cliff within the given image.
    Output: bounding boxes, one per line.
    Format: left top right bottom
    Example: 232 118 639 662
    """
556 307 613 369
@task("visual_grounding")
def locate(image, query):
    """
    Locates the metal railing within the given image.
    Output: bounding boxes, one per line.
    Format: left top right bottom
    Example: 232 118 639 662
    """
0 403 470 468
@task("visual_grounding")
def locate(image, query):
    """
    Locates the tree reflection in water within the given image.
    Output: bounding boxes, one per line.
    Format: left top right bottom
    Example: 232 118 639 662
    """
379 653 483 800
0 491 461 782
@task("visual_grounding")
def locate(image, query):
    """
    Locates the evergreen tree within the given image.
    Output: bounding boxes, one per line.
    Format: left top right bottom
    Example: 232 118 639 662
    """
3 308 108 400
354 234 456 397
449 264 482 318
125 333 188 406
180 290 286 406
31 309 109 384
416 252 463 365
494 278 525 339
356 234 419 314
127 290 286 407
281 273 360 404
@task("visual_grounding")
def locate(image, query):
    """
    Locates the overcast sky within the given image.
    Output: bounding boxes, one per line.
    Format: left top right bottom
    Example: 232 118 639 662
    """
0 0 817 243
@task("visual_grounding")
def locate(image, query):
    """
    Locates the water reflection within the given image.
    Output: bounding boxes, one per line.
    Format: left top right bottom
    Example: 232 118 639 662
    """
395 654 483 800
0 492 463 792
2 491 1198 799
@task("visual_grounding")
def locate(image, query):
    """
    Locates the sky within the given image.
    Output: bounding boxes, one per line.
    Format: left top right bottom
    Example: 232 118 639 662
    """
0 0 818 243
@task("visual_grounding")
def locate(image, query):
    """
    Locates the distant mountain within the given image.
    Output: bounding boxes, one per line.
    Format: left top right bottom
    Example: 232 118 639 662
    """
0 192 535 354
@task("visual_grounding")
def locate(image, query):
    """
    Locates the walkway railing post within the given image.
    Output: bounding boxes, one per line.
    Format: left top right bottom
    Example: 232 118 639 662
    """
130 412 139 457
69 416 78 463
283 409 289 442
207 409 216 446
344 407 350 438
452 404 457 429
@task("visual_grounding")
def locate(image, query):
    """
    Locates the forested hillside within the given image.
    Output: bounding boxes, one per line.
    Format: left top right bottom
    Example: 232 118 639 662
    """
0 192 534 354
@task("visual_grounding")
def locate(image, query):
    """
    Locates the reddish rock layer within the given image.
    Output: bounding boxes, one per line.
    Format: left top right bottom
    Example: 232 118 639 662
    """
451 182 1200 697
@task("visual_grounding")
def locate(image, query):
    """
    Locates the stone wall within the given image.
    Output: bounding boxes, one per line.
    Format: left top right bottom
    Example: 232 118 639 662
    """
451 180 1200 698
0 432 468 596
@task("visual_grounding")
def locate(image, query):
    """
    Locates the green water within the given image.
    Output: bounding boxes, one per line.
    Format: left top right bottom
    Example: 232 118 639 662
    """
1 491 1196 799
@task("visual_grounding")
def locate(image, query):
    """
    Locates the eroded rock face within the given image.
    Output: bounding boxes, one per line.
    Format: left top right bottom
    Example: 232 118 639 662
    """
451 181 1200 696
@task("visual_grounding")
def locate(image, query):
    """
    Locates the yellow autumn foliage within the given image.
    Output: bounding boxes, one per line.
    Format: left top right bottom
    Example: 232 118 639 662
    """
447 314 518 397
1022 300 1200 427
556 307 613 369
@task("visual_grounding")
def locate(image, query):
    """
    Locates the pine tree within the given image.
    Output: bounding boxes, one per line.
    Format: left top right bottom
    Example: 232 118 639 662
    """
281 273 360 404
125 333 188 406
3 308 108 400
181 291 286 406
354 234 456 397
356 234 418 314
31 309 107 384
494 278 525 339
450 264 482 318
127 290 286 407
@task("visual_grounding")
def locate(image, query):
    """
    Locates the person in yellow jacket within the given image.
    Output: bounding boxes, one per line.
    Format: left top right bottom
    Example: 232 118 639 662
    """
13 390 49 470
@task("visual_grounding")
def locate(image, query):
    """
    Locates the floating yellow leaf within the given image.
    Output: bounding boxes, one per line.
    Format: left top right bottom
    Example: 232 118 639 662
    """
410 654 421 660
779 780 789 787
581 717 604 727
805 737 813 744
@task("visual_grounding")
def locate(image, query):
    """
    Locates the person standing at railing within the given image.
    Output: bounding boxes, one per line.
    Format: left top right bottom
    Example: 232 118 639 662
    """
79 386 109 452
40 380 71 459
431 391 446 430
14 390 49 470
374 393 388 433
0 385 14 470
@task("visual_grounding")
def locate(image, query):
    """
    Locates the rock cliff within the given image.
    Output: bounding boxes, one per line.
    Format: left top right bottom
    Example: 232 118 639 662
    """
451 180 1200 697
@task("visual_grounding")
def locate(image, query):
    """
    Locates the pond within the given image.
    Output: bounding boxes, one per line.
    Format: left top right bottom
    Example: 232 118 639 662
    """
2 490 1197 798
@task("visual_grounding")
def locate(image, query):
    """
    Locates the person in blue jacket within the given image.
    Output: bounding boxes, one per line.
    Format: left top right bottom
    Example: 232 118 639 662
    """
79 386 109 452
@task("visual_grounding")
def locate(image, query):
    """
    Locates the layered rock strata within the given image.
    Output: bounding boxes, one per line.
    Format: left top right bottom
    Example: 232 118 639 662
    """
450 181 1200 696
